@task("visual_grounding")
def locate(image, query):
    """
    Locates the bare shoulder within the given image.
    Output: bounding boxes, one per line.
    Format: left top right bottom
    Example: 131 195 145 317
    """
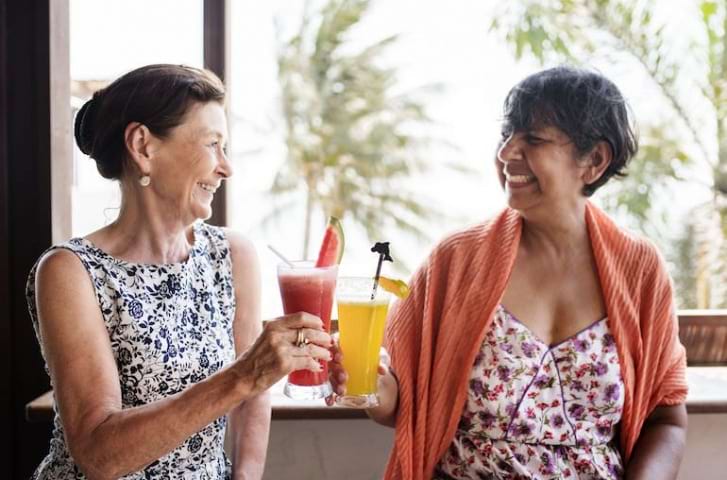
222 229 258 264
221 228 260 296
33 249 103 343
35 248 93 295
222 227 255 255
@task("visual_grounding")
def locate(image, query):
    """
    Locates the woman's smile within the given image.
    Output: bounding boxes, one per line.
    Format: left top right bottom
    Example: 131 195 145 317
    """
505 173 537 188
197 182 218 194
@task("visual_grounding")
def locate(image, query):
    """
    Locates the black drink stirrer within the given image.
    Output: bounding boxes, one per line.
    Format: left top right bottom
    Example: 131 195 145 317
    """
370 242 393 300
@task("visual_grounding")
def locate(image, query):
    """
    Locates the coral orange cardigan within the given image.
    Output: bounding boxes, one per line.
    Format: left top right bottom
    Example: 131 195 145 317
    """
383 202 688 479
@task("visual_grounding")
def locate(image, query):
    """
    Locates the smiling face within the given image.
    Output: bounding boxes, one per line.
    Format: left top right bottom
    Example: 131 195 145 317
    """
496 125 591 214
144 101 232 223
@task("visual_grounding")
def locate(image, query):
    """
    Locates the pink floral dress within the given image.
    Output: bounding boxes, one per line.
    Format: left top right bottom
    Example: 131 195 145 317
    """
434 305 625 479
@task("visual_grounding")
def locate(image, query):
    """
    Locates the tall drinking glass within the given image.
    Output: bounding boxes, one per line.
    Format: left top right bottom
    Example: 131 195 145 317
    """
277 261 337 400
335 277 390 408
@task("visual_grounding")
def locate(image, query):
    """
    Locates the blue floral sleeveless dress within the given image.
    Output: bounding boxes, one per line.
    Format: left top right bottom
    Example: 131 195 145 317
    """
26 222 237 479
435 305 625 479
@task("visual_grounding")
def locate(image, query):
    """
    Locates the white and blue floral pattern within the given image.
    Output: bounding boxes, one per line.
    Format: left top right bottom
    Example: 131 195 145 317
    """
26 222 237 479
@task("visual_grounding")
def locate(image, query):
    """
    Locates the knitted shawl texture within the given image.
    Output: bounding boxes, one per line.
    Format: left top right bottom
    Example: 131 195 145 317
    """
383 202 688 479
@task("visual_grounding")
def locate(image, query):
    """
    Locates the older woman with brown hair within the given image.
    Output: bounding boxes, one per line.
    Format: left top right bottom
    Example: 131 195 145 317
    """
27 64 331 479
329 66 688 479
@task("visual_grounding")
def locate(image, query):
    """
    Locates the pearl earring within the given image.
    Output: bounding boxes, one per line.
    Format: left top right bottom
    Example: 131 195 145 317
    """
139 175 151 187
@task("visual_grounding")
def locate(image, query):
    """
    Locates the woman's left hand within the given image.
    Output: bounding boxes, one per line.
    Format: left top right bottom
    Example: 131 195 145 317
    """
325 338 348 405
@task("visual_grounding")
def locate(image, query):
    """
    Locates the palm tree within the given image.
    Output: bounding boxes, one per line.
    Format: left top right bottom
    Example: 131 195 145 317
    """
270 0 454 259
489 0 727 308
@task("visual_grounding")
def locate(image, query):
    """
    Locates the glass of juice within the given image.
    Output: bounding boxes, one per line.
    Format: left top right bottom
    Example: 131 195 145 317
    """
335 276 390 408
277 261 338 400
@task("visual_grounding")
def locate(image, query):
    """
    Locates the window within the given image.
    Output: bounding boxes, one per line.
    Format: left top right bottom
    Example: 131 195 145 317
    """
227 2 533 318
70 0 204 235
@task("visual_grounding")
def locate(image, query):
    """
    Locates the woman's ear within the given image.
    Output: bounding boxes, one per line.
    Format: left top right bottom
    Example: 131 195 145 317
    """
583 141 612 185
124 122 154 175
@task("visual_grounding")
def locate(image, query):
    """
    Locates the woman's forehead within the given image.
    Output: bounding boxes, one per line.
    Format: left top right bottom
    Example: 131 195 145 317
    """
175 103 227 137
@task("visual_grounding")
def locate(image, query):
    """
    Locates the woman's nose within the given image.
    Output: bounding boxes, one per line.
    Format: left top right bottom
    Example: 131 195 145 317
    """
218 150 233 179
497 132 517 164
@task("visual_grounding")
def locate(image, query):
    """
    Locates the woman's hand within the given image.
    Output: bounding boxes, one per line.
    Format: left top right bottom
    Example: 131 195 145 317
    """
325 342 398 427
325 338 348 405
233 312 332 396
324 340 389 405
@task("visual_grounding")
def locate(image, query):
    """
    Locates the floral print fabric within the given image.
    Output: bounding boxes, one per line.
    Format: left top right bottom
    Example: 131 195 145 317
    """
26 222 236 479
435 305 624 479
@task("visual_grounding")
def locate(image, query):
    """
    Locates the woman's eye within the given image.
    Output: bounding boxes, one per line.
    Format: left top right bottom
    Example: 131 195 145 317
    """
525 134 544 145
208 140 227 155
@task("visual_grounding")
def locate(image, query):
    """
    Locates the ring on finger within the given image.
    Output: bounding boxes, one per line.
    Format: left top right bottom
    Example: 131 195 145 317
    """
295 328 309 348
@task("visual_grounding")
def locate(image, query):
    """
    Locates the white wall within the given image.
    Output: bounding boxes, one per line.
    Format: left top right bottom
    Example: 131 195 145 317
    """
262 414 727 479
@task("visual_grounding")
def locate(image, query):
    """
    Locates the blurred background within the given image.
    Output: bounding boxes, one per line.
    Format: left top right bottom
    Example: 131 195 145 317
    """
68 0 725 320
2 0 725 477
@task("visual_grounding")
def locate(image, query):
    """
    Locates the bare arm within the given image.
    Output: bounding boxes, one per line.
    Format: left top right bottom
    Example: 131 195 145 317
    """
225 231 270 480
625 404 688 480
35 249 329 480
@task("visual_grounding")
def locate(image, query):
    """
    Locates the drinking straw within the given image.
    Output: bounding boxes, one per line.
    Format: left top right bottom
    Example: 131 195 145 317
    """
267 244 294 268
370 242 393 300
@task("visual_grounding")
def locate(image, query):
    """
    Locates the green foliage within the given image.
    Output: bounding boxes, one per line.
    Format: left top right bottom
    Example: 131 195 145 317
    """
600 124 690 236
672 221 698 309
274 0 458 257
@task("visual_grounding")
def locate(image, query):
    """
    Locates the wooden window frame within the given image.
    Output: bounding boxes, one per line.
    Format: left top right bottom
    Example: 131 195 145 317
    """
0 1 226 476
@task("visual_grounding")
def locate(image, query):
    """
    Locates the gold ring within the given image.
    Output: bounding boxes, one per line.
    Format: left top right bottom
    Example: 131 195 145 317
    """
295 328 307 348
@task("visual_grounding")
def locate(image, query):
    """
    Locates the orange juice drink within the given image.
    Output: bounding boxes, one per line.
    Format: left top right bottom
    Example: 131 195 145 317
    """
336 277 390 408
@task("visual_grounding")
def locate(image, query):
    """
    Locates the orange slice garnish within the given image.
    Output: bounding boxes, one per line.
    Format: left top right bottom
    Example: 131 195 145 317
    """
378 276 410 299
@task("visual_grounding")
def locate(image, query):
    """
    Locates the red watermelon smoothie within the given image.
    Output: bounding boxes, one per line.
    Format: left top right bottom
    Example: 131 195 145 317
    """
277 261 337 400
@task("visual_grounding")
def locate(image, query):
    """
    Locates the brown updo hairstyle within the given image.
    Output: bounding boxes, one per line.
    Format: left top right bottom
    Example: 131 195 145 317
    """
74 64 225 180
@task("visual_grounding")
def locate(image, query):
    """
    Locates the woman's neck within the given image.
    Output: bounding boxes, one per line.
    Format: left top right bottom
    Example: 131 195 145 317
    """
91 188 195 264
519 199 590 259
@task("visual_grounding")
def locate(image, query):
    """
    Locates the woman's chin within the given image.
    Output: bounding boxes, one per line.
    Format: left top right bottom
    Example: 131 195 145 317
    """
199 208 213 221
505 192 533 212
190 203 214 222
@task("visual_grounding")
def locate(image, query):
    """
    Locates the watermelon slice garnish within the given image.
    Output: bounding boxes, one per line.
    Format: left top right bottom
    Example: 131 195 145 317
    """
315 216 345 267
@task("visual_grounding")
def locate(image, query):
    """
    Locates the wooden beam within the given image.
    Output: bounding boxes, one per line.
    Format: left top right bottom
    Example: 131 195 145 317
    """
678 310 727 365
0 0 58 476
678 310 727 327
50 0 72 243
204 0 227 227
0 0 11 470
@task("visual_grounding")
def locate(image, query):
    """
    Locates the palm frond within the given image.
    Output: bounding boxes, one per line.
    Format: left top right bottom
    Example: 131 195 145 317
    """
264 0 470 253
